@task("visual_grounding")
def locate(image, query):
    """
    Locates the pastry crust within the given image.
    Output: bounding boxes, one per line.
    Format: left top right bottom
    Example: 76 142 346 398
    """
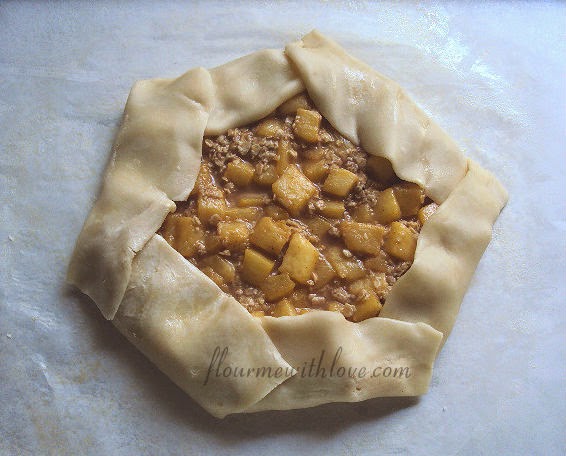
68 31 507 418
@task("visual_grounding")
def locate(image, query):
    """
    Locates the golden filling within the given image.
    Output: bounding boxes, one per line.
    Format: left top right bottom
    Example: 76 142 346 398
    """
159 94 437 321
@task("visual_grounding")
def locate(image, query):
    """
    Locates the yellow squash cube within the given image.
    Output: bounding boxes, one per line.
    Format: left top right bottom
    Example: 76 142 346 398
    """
418 203 438 225
352 203 375 223
374 188 401 224
383 221 417 261
371 272 390 296
324 246 366 280
272 165 317 216
304 146 325 161
249 216 292 255
203 233 223 255
278 93 311 115
340 221 386 256
318 200 345 218
393 182 425 217
301 159 329 182
352 292 382 322
224 158 255 187
288 289 309 307
363 252 391 273
255 118 285 137
251 310 265 317
217 221 250 251
326 301 353 318
293 108 322 143
201 255 236 282
224 206 263 223
197 195 227 225
276 140 294 175
305 216 333 238
366 155 397 186
272 298 298 317
312 254 337 289
236 192 270 207
254 163 278 186
261 273 296 302
348 277 374 297
322 168 358 197
279 233 319 284
201 266 225 288
161 213 179 246
264 204 289 221
240 248 275 286
173 216 204 257
191 162 215 197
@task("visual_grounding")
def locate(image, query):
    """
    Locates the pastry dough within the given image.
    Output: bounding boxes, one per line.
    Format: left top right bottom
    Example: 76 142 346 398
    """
68 31 507 417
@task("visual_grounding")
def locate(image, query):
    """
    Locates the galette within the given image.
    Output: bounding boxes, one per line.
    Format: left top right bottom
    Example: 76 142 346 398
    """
68 31 507 418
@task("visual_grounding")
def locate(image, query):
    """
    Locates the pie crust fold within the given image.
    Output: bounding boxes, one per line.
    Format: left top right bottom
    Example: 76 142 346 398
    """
68 31 508 418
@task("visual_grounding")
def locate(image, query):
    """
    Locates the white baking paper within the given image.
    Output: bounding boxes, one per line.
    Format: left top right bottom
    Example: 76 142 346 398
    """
1 1 564 455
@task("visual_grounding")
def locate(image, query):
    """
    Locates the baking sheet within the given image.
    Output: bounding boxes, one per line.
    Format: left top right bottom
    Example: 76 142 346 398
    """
1 1 565 455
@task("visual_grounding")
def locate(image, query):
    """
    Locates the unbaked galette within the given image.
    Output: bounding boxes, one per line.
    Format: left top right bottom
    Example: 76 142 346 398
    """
68 31 507 418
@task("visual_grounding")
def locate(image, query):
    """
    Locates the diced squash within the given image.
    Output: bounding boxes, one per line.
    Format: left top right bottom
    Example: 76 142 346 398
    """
264 204 289 221
363 252 391 273
240 248 275 286
393 183 425 217
304 146 326 161
261 273 296 301
272 165 317 216
352 292 382 322
371 272 390 296
217 221 250 251
304 216 333 238
255 118 285 137
312 255 337 289
251 310 265 317
190 162 216 197
374 188 401 224
278 93 311 115
254 163 278 186
383 221 417 261
293 108 322 143
327 301 353 318
295 308 312 315
250 216 292 255
322 168 358 197
272 299 298 317
418 203 438 225
352 203 375 223
318 200 345 218
173 216 204 257
348 273 388 298
201 255 236 282
288 289 309 307
201 266 225 287
366 156 397 186
340 221 386 256
348 277 374 297
224 206 263 222
161 213 179 246
276 140 294 175
302 159 329 182
203 233 223 255
324 246 366 280
279 233 319 284
236 192 270 207
197 195 227 225
224 158 255 187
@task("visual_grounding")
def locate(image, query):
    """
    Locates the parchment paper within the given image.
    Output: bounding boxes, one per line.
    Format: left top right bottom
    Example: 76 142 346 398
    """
1 1 564 455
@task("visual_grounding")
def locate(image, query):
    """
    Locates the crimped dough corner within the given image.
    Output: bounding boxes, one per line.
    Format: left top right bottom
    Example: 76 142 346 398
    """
68 31 507 418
